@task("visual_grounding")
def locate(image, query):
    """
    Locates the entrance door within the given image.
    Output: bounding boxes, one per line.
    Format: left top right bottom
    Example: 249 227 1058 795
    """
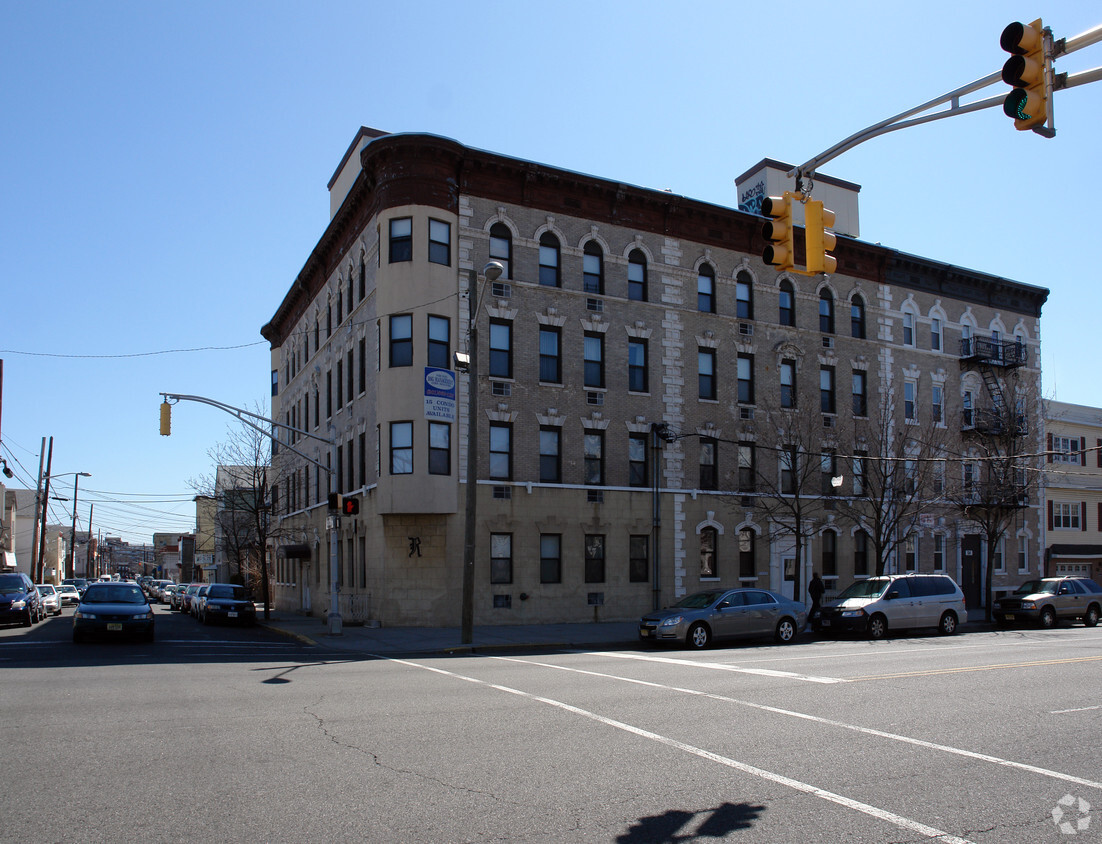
961 535 982 610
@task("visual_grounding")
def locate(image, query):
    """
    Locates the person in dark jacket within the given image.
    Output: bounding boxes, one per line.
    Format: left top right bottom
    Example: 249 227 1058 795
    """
809 572 826 630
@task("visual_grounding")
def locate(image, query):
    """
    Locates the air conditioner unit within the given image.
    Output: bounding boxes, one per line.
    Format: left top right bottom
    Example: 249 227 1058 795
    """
587 392 604 406
739 323 754 336
740 407 754 420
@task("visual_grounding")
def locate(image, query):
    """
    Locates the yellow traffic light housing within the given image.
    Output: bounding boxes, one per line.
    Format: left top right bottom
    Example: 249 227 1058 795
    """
159 401 172 436
804 200 837 275
761 192 795 273
1000 19 1050 132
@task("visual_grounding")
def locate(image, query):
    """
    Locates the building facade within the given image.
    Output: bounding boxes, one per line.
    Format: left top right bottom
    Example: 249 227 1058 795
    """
1043 400 1102 581
261 129 1048 627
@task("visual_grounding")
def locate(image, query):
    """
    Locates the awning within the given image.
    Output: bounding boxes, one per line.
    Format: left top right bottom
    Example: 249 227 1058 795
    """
277 543 312 560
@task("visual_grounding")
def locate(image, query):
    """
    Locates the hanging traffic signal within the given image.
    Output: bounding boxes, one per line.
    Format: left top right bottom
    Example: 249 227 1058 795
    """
159 401 172 436
341 497 360 516
1000 19 1050 131
804 200 837 274
761 192 795 273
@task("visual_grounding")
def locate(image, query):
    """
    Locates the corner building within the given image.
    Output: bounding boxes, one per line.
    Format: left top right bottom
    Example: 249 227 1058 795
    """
261 128 1048 627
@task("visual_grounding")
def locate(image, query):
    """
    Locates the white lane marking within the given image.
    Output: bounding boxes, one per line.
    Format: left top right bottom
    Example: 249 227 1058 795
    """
1051 705 1102 714
382 654 975 844
491 655 1102 793
595 650 846 683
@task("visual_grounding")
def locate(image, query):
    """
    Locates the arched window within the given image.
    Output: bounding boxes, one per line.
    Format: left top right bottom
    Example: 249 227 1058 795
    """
583 241 604 294
738 528 756 578
736 271 753 320
628 249 647 302
779 280 795 326
700 527 718 578
698 264 716 313
538 232 560 287
851 295 865 338
821 530 837 577
489 223 512 279
819 289 834 334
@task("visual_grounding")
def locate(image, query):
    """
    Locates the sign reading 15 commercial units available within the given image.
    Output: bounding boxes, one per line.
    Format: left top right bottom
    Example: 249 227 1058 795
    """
424 367 457 422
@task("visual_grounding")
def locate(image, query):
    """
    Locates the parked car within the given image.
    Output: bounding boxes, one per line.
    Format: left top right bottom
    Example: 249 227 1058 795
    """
818 574 967 639
0 571 44 626
62 577 89 595
72 582 155 643
993 576 1102 628
36 584 63 616
639 587 807 649
156 581 175 602
56 584 81 607
200 583 257 626
180 583 202 614
191 584 211 618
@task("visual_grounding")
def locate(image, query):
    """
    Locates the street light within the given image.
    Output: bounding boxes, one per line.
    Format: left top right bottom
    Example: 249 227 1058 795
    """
67 473 91 579
461 260 504 644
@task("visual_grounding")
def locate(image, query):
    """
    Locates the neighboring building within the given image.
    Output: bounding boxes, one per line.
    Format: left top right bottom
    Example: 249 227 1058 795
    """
261 128 1049 628
1043 400 1102 582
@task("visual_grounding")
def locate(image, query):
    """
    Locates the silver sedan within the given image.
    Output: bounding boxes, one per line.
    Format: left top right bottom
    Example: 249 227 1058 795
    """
639 587 807 649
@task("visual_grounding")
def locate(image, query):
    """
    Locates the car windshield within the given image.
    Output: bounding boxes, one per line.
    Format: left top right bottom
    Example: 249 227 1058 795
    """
0 574 25 591
672 591 722 609
37 586 55 594
837 578 890 600
207 585 247 600
82 586 146 604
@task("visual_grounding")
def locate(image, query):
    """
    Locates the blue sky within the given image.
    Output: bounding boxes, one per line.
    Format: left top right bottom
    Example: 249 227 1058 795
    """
2 1 1099 544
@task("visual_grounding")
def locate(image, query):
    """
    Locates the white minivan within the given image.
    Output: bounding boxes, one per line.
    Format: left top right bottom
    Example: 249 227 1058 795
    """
818 574 968 639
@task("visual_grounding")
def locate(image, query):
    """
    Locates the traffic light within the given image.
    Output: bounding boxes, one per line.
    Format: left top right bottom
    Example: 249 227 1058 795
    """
341 497 360 516
1000 19 1049 131
327 492 341 511
761 192 795 273
159 401 171 436
804 200 837 275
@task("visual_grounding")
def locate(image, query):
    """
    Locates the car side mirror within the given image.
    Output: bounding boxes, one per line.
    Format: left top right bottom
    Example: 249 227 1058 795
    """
886 590 899 600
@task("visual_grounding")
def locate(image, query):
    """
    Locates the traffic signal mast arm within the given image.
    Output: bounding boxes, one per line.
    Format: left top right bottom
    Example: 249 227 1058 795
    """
787 21 1102 187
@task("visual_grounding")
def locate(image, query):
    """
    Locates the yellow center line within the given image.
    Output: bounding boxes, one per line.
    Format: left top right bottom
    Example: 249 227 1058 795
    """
850 654 1102 681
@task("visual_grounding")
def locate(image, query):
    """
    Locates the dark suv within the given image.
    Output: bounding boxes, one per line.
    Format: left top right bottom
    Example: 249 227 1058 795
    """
993 576 1102 628
0 571 45 627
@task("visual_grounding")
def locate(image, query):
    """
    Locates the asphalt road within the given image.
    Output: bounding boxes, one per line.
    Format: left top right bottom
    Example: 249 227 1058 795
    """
3 605 1100 843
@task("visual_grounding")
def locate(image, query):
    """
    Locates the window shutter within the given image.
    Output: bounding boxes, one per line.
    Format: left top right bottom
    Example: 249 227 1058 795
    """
1083 502 1089 532
1081 437 1087 464
1097 439 1101 469
1048 501 1054 531
1047 433 1053 463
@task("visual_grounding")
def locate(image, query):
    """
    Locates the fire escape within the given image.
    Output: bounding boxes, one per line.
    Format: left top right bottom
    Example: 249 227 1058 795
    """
959 335 1029 508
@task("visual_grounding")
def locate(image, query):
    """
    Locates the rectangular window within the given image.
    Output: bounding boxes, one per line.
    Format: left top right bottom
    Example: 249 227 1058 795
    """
428 219 450 265
390 422 413 474
821 531 837 577
583 249 603 294
699 437 717 490
738 529 756 578
821 450 838 495
780 360 796 409
736 276 753 320
428 316 450 369
629 433 648 487
359 431 367 487
489 228 511 279
737 354 754 404
490 533 512 584
358 337 366 394
962 390 974 427
628 258 647 302
700 528 717 578
781 447 797 495
1054 502 1081 529
820 366 835 414
325 370 332 419
428 422 450 475
738 442 755 492
336 359 344 409
584 432 604 485
390 314 413 367
540 534 561 584
902 312 914 346
905 536 917 571
994 538 1005 572
852 370 867 416
931 317 942 351
698 348 716 400
389 217 412 263
1018 535 1028 571
854 531 868 576
539 327 561 383
779 284 795 327
628 340 648 393
1052 436 1081 464
853 450 867 496
489 424 511 480
932 384 944 424
584 334 605 389
934 535 945 571
539 427 561 483
538 238 560 287
629 535 649 583
904 379 917 421
584 535 605 583
489 320 512 379
271 369 278 397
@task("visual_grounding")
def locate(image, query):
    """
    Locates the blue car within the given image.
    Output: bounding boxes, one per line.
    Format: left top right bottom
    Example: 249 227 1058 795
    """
72 582 155 643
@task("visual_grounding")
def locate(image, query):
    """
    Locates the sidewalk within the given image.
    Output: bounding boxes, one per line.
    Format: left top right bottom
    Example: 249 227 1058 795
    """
255 609 995 657
256 609 640 656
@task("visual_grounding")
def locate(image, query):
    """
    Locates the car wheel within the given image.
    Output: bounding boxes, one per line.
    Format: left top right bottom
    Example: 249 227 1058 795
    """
687 622 711 649
775 617 797 644
1084 604 1100 628
1040 607 1057 629
938 611 958 636
22 608 33 627
73 631 84 644
867 614 888 640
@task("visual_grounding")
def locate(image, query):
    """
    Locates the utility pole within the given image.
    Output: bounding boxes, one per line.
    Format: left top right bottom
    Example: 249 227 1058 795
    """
36 437 53 583
30 437 45 579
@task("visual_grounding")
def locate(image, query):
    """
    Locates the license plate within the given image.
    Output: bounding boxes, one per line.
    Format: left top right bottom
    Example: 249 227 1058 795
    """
228 612 238 618
1004 614 1015 621
107 623 123 631
821 619 831 627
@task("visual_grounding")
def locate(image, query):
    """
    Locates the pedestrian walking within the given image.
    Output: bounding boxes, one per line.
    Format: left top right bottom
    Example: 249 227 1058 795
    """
809 571 825 630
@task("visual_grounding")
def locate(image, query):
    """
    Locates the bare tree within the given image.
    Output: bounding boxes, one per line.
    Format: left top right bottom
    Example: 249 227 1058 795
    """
834 386 952 576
